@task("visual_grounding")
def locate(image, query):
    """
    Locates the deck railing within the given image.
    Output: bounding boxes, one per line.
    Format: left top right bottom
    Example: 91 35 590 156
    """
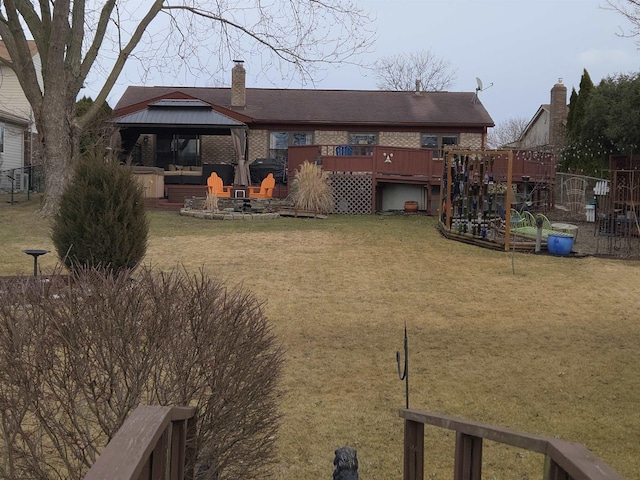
400 409 626 480
86 405 624 479
288 145 556 186
84 405 197 480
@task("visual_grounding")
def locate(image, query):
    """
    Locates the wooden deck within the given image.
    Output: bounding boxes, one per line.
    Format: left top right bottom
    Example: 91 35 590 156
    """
82 404 625 480
400 409 626 480
84 406 197 480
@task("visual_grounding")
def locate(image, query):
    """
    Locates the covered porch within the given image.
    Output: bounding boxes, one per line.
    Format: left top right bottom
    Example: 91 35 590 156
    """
111 98 253 203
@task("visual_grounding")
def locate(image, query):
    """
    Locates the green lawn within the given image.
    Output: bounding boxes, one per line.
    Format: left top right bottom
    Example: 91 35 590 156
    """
1 195 639 479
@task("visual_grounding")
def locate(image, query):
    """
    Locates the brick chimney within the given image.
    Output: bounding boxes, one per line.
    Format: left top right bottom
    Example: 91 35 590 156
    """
231 60 246 108
549 78 567 150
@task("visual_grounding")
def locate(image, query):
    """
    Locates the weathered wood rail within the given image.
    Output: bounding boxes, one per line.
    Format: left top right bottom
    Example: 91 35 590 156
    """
84 406 197 480
400 409 626 480
84 405 625 479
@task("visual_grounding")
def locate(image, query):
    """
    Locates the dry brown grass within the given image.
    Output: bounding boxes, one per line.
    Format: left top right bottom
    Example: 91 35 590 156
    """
2 196 639 479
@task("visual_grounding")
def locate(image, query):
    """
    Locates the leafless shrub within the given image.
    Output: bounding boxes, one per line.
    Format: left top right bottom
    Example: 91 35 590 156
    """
0 266 284 480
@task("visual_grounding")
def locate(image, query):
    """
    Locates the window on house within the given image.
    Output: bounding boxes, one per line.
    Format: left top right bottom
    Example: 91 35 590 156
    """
421 133 458 157
156 134 200 169
348 133 378 155
269 131 313 162
0 123 4 153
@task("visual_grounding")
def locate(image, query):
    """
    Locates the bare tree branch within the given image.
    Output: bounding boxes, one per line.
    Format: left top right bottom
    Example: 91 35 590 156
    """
78 0 164 131
375 48 457 91
0 0 376 213
486 116 529 149
605 0 640 40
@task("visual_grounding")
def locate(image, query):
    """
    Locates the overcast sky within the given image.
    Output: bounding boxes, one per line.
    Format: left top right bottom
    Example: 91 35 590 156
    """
99 0 638 127
309 0 639 126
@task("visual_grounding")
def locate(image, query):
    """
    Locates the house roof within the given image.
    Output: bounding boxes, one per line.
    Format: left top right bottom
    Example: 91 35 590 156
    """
113 86 495 128
0 40 38 62
111 98 246 128
0 108 30 126
518 104 550 143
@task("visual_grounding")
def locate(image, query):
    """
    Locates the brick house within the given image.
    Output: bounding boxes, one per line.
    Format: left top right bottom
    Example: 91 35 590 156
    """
112 62 494 212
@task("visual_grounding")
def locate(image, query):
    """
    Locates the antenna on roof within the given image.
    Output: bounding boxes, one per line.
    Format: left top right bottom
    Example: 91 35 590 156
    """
474 77 493 103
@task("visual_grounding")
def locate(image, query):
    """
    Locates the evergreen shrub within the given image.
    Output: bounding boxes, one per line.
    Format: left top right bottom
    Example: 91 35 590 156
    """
51 157 148 273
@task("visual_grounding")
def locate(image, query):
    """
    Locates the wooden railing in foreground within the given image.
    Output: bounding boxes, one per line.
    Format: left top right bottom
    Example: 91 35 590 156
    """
400 409 626 480
84 406 197 480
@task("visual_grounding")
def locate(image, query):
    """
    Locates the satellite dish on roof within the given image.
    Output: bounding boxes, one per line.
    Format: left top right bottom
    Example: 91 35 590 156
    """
475 77 493 93
473 77 494 103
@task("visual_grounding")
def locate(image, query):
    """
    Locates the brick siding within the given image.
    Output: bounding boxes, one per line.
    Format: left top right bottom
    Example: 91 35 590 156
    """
459 133 483 150
248 129 269 161
202 135 235 164
378 131 421 148
149 130 485 166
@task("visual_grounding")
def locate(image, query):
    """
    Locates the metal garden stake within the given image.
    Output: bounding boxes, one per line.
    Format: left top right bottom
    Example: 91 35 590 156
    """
396 322 409 409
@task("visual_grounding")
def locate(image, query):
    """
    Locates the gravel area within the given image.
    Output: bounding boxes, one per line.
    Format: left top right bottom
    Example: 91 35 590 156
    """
546 208 640 258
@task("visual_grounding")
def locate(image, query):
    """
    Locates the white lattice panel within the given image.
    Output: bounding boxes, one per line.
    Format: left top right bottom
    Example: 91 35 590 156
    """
330 173 372 214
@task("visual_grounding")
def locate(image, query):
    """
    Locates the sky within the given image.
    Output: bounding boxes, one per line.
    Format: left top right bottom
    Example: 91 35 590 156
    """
93 0 639 127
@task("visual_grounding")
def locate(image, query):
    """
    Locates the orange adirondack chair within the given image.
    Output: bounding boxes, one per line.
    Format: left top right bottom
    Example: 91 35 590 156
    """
207 172 232 198
248 173 275 199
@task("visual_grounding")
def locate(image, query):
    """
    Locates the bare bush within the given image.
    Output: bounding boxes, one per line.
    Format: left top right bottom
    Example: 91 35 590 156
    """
0 266 284 480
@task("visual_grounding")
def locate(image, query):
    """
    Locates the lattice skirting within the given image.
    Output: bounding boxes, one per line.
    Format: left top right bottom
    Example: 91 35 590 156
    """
330 172 372 215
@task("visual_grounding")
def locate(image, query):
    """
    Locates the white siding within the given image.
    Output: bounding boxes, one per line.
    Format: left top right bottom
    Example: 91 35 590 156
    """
0 51 38 133
33 52 43 91
0 123 25 171
520 110 550 149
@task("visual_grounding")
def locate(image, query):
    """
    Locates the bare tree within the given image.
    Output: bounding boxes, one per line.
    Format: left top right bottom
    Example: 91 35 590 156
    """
486 116 529 149
0 0 375 215
0 266 284 480
606 0 640 42
375 49 457 91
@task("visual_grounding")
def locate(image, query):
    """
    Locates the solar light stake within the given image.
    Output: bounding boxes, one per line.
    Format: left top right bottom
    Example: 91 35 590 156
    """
396 322 409 409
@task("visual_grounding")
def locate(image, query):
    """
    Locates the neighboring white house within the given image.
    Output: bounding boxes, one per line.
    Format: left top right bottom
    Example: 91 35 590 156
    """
518 104 551 149
0 109 29 172
514 80 568 151
0 40 40 177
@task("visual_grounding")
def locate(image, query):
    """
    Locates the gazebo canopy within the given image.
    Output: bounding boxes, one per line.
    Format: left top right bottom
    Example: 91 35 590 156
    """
111 98 247 157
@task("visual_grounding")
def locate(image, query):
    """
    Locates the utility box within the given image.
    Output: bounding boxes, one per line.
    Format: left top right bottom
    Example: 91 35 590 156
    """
586 197 597 222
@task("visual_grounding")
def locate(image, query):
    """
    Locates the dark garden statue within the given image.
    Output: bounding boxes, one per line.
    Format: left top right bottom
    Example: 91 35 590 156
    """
333 446 358 480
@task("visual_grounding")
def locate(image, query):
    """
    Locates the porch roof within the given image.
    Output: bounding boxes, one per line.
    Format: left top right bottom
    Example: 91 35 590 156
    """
110 99 246 129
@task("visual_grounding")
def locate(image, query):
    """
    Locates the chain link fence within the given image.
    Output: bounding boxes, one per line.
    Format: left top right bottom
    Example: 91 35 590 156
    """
0 165 45 194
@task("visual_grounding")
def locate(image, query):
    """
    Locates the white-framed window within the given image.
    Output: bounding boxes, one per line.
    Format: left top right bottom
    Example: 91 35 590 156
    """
348 132 378 155
421 133 458 157
0 123 5 153
269 131 313 162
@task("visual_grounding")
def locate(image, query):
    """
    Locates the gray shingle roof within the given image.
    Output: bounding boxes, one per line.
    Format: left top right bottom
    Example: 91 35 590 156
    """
114 86 494 128
111 98 245 128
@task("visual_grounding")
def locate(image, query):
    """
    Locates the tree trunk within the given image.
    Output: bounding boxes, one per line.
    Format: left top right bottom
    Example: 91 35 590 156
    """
38 93 78 216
